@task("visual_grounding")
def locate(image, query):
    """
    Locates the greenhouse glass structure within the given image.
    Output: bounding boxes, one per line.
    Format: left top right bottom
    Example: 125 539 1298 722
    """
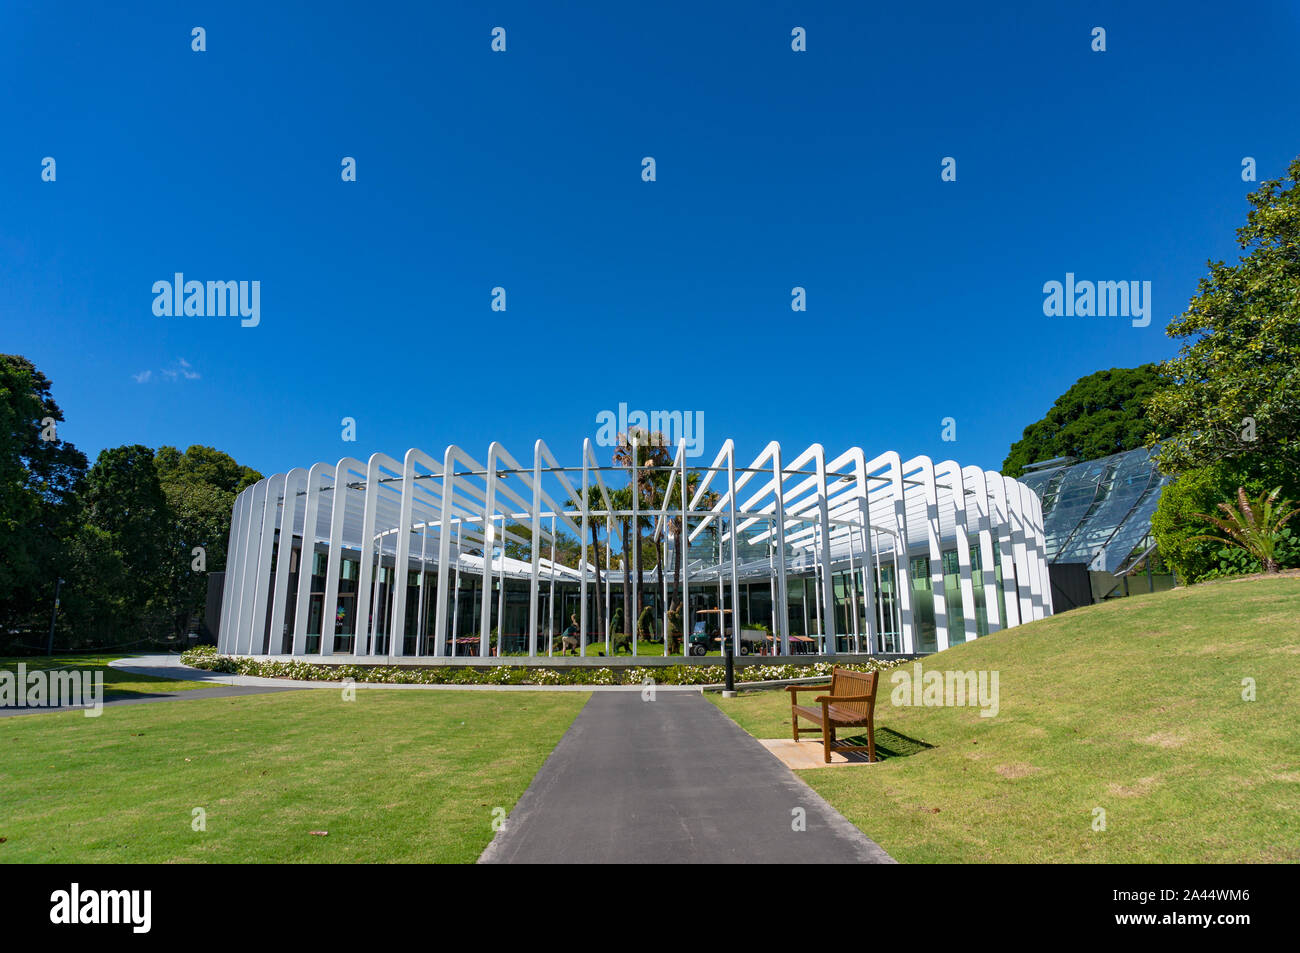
216 439 1053 660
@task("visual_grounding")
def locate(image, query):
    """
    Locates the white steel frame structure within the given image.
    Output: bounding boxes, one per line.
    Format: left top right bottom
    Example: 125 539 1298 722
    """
217 440 1052 659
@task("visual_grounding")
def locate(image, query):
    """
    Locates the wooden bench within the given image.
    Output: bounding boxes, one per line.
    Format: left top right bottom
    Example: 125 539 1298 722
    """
786 667 879 763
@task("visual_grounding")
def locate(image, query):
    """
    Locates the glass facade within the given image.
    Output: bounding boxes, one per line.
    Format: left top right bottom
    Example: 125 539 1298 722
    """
265 534 1027 658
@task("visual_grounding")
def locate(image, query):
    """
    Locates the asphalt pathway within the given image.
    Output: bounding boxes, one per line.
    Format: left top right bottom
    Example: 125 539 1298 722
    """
479 692 895 864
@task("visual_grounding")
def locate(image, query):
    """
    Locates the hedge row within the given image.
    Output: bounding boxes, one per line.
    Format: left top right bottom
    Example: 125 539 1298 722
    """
179 645 901 687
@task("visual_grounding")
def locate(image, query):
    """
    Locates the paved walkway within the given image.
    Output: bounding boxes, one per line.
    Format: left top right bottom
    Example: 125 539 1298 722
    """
479 692 895 864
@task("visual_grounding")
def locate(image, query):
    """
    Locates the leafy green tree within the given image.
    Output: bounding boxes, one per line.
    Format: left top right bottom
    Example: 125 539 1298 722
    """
155 444 259 494
154 446 263 640
612 428 673 618
1002 365 1168 476
1147 157 1300 476
608 485 635 638
0 355 87 635
73 445 170 642
565 485 617 639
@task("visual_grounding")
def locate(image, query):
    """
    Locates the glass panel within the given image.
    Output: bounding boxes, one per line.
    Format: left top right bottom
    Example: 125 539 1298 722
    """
911 555 935 653
942 549 964 645
876 563 899 652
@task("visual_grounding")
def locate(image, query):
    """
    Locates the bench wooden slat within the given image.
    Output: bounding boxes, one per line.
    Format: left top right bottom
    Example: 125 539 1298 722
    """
789 667 879 763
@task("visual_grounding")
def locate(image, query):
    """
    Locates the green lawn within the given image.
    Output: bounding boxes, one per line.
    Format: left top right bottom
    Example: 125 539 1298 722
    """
1 654 205 700
0 688 588 863
710 576 1300 863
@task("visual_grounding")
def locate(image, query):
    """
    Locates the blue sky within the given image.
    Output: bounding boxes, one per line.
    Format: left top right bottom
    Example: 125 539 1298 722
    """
3 1 1298 479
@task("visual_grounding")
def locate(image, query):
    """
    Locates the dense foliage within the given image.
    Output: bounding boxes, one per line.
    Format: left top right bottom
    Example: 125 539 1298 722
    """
1001 365 1167 477
1147 158 1300 478
0 355 87 632
1147 159 1300 582
0 354 261 653
180 644 901 686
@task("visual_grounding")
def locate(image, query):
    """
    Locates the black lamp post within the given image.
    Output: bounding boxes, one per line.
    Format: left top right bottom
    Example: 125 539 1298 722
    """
723 627 735 695
46 576 63 656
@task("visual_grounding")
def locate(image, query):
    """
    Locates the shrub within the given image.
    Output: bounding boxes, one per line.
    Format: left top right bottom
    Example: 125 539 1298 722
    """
177 649 903 686
1153 462 1300 585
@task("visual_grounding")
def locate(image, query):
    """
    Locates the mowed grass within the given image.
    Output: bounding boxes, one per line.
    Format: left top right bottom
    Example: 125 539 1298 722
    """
710 576 1300 863
0 688 587 863
1 654 204 699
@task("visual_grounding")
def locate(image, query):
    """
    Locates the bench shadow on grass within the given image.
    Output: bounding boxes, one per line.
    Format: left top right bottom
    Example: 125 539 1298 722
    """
835 726 934 760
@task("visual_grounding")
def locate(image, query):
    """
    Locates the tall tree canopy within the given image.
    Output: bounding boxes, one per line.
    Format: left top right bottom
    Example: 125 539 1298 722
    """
1145 158 1300 583
0 354 87 629
1 354 264 649
155 444 260 495
1147 157 1300 477
155 446 263 638
1001 365 1167 476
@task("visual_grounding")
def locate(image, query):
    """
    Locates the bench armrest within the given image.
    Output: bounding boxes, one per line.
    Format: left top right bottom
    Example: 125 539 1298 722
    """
785 683 832 695
815 694 874 704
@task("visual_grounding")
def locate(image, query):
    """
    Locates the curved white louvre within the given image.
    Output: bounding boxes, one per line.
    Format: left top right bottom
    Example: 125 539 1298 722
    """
217 440 1052 659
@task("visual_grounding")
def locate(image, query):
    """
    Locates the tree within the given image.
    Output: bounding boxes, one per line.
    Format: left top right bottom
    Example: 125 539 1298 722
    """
612 428 672 618
1147 157 1300 476
566 485 611 639
154 444 259 494
75 445 171 641
1002 365 1168 476
0 355 87 635
1150 460 1299 584
608 485 635 639
154 445 263 639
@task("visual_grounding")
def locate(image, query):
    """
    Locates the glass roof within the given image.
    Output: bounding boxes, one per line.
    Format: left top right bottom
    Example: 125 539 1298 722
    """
1018 446 1170 573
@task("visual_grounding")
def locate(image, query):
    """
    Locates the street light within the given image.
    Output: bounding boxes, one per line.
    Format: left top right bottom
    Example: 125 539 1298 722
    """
46 576 63 656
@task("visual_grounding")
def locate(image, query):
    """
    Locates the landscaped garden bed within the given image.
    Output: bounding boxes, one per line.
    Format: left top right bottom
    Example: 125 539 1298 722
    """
179 645 902 686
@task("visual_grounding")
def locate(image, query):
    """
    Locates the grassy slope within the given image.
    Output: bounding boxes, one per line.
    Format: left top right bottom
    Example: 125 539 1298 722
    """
1 655 205 699
0 689 588 863
711 576 1300 863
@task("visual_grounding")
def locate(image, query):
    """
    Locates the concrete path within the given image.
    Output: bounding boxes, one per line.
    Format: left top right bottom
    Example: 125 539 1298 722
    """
480 692 895 864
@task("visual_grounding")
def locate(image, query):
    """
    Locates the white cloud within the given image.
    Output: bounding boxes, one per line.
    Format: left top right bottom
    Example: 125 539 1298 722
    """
134 359 200 383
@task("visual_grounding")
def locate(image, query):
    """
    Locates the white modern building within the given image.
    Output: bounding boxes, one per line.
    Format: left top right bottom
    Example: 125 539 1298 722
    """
216 439 1052 660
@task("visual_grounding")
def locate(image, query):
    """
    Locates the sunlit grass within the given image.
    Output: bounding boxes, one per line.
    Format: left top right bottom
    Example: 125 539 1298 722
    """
0 688 588 863
1 654 204 699
711 577 1300 863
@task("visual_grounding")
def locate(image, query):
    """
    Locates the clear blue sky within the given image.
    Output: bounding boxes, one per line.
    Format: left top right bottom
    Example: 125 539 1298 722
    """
3 1 1298 479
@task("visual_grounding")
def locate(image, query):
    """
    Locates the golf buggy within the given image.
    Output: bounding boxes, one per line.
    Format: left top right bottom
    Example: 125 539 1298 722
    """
687 608 765 656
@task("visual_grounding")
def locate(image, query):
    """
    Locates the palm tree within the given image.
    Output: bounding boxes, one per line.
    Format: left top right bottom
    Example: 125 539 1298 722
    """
607 485 635 636
566 486 610 643
1189 486 1299 574
612 429 673 619
658 470 717 618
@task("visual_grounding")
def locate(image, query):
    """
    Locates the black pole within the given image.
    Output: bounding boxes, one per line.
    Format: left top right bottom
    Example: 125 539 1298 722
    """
47 576 62 656
723 632 735 693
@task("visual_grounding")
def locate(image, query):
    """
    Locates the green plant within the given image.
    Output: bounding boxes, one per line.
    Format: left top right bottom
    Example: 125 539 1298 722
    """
1188 486 1300 574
